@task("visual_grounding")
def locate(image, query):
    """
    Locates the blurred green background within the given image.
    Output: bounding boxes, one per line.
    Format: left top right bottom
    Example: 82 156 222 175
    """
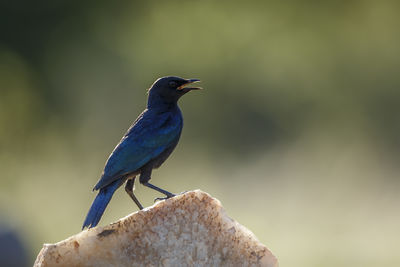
1 0 400 266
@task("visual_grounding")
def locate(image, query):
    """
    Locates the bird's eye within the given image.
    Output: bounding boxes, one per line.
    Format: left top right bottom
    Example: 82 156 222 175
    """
168 81 177 88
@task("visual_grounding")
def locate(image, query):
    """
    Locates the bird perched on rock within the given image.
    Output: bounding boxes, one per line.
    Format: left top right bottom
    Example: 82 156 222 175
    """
82 76 202 229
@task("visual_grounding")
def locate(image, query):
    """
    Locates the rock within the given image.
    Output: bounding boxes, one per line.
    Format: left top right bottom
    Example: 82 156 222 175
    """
34 190 278 267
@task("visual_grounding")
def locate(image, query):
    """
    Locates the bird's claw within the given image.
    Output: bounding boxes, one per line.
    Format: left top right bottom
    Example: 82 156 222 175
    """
154 196 167 202
154 194 176 203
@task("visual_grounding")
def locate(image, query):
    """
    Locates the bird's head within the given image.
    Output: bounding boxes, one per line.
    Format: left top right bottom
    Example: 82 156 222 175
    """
147 76 202 108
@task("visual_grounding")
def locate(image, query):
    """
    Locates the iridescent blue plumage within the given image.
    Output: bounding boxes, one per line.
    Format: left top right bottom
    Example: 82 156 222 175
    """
93 108 183 191
82 76 201 229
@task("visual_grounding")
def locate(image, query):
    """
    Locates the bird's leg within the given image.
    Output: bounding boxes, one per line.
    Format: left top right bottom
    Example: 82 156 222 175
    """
139 168 175 202
143 182 176 202
124 178 144 210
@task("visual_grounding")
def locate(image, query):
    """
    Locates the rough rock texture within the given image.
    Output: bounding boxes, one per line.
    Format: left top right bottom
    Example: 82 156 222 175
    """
34 190 278 267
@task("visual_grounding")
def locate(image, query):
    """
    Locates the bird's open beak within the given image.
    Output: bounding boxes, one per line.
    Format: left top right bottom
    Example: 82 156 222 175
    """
177 79 202 91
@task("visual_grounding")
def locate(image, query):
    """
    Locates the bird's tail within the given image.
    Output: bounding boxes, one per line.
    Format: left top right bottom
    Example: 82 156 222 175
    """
82 179 123 229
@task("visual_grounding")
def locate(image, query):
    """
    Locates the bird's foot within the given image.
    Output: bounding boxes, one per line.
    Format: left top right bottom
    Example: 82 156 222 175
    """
154 193 176 203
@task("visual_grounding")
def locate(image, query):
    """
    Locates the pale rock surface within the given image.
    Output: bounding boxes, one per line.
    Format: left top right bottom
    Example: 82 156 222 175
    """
34 190 278 267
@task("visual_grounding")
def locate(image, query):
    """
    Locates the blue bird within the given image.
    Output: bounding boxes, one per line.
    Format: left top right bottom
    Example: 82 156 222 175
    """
82 76 202 229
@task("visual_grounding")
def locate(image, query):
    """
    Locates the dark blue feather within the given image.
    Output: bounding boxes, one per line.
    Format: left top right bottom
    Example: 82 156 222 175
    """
94 108 182 190
82 179 123 229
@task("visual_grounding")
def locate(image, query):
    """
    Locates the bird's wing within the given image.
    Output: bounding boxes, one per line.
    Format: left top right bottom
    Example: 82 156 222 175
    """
93 110 182 190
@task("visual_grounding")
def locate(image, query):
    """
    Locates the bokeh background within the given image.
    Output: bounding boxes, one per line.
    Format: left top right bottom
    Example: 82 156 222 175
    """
1 1 400 266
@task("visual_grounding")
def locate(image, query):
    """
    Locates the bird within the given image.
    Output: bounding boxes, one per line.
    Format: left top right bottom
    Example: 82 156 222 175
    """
82 76 202 229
